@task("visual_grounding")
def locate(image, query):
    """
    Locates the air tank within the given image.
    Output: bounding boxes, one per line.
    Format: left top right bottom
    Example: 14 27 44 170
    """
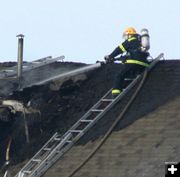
140 28 150 52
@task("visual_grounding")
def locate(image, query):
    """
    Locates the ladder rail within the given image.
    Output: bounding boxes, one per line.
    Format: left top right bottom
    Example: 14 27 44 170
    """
62 89 112 138
16 73 142 177
65 52 163 133
0 56 52 77
15 53 164 177
16 132 58 174
29 139 76 177
63 74 142 136
28 133 72 177
22 56 65 73
0 56 64 78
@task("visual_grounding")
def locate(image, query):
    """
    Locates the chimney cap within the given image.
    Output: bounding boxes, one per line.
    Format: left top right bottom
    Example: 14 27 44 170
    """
16 34 25 38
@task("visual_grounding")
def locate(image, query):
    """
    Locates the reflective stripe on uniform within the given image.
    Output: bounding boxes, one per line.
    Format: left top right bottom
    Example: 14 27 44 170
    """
128 37 136 42
119 44 126 52
125 59 149 67
112 89 121 94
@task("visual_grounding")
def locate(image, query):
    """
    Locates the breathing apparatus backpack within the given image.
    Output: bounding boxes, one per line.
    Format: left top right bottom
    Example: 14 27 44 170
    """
140 28 150 52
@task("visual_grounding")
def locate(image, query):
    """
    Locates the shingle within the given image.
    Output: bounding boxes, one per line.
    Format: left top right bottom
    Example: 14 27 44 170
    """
42 60 180 177
4 60 180 177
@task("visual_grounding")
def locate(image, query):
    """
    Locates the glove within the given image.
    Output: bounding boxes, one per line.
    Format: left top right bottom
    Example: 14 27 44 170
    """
104 55 113 63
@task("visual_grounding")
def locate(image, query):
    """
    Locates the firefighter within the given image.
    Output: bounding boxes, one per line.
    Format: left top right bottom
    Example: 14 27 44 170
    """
104 27 150 97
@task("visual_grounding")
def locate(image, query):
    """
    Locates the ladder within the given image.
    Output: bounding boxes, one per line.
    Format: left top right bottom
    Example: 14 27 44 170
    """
15 53 164 177
0 56 64 79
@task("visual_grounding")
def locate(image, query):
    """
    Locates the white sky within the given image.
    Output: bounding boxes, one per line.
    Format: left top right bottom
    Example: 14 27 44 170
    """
0 0 180 63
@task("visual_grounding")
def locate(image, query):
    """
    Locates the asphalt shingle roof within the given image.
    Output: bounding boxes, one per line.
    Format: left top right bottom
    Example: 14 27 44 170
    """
2 60 180 177
43 60 180 177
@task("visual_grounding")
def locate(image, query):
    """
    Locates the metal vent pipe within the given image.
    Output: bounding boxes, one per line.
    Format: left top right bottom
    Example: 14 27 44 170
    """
16 34 24 78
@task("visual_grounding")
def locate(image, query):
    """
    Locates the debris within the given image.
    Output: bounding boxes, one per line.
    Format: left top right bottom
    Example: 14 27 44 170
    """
0 99 41 144
1 100 41 115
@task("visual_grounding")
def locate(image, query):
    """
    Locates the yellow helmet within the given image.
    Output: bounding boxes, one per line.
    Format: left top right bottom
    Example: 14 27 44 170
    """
124 27 137 35
123 27 136 39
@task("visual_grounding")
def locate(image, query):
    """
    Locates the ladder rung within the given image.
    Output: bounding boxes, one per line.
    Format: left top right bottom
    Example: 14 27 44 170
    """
4 70 15 72
32 61 41 64
101 99 114 102
69 130 82 133
54 137 61 141
80 119 93 123
32 159 41 163
43 147 51 151
66 140 72 143
23 170 31 174
91 109 104 112
124 78 134 81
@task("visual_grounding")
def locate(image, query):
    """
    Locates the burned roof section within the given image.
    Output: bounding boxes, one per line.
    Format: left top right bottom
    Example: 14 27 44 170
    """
0 59 180 177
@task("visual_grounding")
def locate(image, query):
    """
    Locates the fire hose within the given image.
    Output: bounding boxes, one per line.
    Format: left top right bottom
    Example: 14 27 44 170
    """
67 69 148 177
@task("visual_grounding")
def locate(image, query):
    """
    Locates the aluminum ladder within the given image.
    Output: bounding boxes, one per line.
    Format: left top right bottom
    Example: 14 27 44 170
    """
0 56 65 79
15 53 164 177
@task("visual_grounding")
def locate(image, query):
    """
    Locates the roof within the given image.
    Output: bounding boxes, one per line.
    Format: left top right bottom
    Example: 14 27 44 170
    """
43 60 180 177
0 60 86 96
1 60 180 177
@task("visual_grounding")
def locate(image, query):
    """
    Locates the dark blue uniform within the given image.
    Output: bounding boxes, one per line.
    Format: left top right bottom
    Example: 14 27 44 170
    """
108 34 149 95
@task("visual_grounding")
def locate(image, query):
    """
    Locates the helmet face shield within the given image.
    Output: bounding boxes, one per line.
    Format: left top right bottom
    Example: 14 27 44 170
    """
122 32 129 40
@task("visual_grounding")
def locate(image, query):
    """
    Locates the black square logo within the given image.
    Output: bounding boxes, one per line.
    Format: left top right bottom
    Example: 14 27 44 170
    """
165 162 180 177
